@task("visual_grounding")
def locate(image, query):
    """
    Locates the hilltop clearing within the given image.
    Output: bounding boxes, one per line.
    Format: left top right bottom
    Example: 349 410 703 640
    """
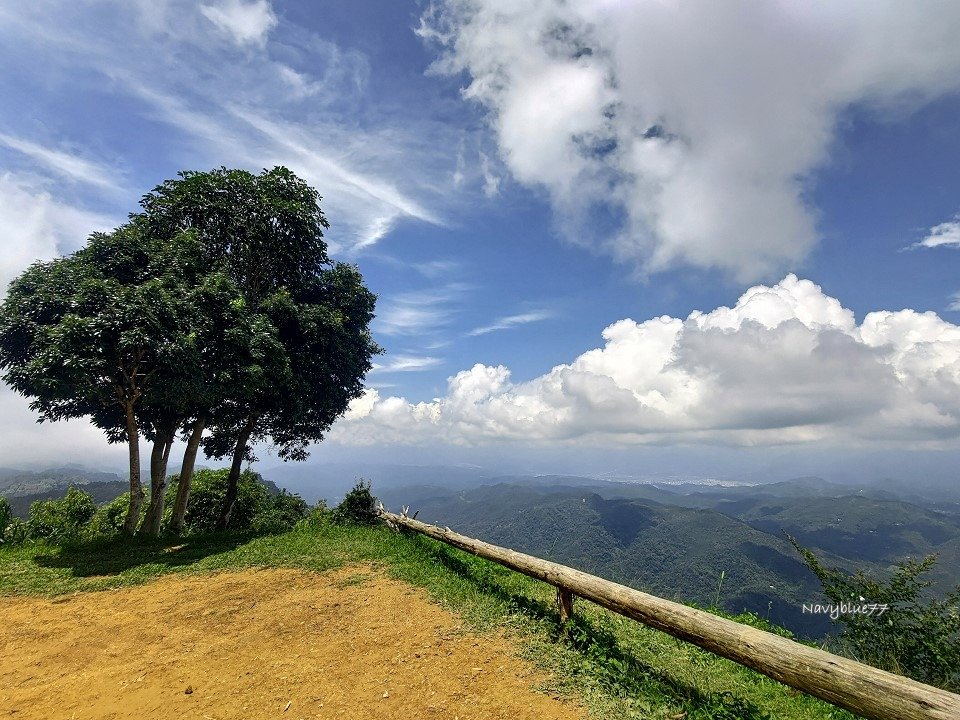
0 565 582 720
0 522 860 719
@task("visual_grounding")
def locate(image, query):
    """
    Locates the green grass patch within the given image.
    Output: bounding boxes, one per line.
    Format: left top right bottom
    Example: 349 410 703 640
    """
0 523 860 720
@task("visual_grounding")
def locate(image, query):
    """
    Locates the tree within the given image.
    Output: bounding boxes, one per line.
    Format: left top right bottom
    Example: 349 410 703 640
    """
790 536 960 690
1 166 379 534
136 167 381 528
0 222 203 533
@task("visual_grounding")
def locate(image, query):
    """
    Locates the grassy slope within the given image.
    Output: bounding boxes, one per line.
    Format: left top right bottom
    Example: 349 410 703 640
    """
0 523 858 720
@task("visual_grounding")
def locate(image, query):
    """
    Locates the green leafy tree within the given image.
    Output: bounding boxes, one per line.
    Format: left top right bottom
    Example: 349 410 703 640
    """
0 223 204 533
136 167 380 529
790 536 960 690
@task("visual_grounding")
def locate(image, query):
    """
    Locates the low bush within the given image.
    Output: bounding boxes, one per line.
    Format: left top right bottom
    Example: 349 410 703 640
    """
87 492 135 539
0 496 11 540
26 486 97 543
330 480 379 525
163 468 309 534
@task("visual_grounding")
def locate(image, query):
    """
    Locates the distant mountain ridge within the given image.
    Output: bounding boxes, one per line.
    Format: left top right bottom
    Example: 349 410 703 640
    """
4 463 957 641
376 474 960 639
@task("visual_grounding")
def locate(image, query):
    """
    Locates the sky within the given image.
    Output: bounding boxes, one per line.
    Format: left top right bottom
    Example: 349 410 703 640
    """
1 0 960 484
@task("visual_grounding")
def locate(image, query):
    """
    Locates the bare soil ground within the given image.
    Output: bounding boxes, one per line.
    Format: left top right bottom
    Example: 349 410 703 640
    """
0 566 584 720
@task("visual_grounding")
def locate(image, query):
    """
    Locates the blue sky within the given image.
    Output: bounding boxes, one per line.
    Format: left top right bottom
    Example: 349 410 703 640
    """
2 1 960 482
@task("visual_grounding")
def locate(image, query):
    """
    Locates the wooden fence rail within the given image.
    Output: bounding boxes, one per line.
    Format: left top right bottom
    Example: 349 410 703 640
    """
378 507 960 720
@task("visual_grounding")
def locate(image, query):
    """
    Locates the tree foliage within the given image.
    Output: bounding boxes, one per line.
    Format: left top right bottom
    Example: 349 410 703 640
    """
25 486 97 543
135 167 380 528
0 497 11 540
330 480 380 525
0 166 380 533
790 536 960 690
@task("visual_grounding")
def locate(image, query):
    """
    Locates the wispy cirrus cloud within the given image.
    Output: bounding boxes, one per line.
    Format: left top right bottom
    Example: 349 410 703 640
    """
371 354 443 373
0 0 460 254
199 0 277 47
468 310 552 336
0 133 125 194
374 283 469 337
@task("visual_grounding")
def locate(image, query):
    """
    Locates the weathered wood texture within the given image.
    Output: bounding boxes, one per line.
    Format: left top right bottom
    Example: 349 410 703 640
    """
557 587 574 624
379 508 960 720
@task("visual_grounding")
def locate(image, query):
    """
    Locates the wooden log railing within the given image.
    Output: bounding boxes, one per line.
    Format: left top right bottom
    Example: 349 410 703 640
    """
378 507 960 720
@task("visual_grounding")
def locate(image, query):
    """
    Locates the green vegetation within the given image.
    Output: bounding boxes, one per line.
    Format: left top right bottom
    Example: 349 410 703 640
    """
0 167 380 536
329 479 378 525
1 471 310 546
792 538 960 691
0 519 858 720
164 468 310 534
24 486 97 543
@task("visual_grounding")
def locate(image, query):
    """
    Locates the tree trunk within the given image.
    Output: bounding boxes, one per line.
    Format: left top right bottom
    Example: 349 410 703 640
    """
122 402 143 535
215 413 260 530
170 416 205 535
141 423 176 536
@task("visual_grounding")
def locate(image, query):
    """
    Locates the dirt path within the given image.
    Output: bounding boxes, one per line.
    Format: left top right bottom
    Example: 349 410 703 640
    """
0 566 584 720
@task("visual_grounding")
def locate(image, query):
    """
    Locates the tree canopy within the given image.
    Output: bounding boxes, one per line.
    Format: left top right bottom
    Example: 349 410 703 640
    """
0 166 381 533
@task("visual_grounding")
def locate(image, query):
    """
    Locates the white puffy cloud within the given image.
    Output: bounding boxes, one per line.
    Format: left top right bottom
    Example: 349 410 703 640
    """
420 1 960 280
333 275 960 448
199 0 277 47
912 217 960 249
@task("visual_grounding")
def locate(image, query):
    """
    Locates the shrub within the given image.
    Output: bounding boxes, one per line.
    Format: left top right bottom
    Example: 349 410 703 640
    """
298 499 330 529
791 536 960 690
3 517 28 545
26 486 97 542
87 492 135 539
330 480 379 525
0 496 11 539
165 468 308 534
251 490 310 534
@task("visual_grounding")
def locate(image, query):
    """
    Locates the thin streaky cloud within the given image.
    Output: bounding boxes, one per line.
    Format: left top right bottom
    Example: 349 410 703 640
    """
228 107 444 227
948 293 960 312
469 310 553 336
0 133 125 194
371 355 443 373
374 283 469 336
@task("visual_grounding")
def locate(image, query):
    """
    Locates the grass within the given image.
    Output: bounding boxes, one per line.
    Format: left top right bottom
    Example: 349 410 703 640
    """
0 522 861 720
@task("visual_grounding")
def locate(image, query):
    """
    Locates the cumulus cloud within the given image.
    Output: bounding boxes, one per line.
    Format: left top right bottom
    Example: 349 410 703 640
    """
200 0 277 47
334 275 960 448
420 1 960 280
